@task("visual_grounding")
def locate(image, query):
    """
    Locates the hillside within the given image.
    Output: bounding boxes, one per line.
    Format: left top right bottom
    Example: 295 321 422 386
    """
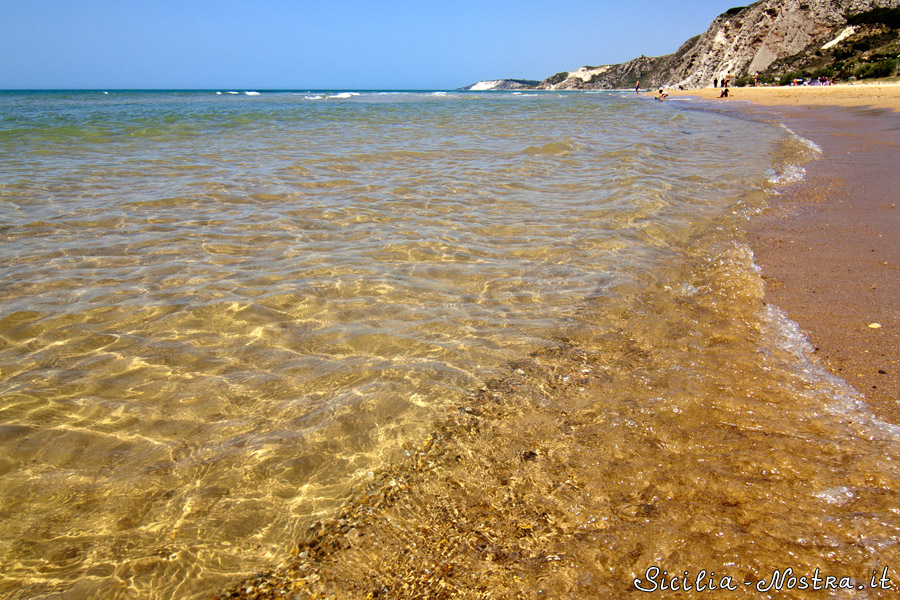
760 7 900 82
464 0 899 91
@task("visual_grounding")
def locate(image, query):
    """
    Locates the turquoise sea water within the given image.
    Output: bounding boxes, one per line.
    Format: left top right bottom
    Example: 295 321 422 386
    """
1 90 899 598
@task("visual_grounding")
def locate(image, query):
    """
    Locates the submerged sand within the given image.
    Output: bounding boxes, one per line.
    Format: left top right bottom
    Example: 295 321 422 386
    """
214 88 900 599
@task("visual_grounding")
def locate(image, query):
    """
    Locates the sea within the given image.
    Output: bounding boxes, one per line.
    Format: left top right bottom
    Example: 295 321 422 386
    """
1 89 898 599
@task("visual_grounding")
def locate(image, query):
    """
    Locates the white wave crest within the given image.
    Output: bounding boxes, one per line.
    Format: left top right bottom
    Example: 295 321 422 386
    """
767 163 807 185
765 124 823 185
780 123 823 155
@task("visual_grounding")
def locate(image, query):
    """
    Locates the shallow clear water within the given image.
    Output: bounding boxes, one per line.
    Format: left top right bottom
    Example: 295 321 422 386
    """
1 90 897 599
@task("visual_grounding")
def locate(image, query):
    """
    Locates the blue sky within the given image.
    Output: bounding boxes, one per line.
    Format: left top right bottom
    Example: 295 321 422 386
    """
1 0 743 89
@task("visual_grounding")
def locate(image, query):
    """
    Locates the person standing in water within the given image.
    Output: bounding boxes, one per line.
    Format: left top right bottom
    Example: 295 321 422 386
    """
635 80 640 93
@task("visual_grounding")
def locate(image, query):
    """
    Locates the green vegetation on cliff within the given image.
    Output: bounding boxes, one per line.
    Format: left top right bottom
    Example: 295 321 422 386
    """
760 14 900 84
847 6 900 27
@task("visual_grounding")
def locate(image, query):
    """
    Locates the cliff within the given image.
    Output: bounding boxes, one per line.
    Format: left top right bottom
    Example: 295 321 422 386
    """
664 0 898 88
526 0 898 90
535 36 699 91
460 79 541 91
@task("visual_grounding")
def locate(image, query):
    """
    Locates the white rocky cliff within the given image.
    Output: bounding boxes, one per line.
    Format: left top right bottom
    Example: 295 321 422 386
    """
667 0 898 87
530 0 898 90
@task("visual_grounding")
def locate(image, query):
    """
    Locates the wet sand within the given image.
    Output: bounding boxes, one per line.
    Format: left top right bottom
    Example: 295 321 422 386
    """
668 84 900 423
748 105 900 424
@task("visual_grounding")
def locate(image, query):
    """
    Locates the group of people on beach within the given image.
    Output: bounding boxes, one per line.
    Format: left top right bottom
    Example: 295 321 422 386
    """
713 73 732 97
642 67 778 102
637 80 669 101
713 73 733 88
645 69 769 101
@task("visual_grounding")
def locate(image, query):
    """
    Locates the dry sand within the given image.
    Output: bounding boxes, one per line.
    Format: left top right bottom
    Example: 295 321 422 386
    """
667 81 900 111
668 83 900 423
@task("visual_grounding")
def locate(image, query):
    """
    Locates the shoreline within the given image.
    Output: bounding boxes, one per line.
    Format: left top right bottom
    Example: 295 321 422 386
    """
671 84 900 424
210 86 900 599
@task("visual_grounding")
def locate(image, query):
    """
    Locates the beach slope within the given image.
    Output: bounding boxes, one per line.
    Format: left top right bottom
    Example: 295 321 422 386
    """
670 83 900 422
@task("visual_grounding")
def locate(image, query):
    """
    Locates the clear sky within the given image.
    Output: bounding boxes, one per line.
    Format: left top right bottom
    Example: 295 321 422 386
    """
1 0 745 90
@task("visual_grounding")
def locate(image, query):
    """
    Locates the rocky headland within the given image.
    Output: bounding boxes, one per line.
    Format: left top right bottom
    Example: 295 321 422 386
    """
463 79 541 91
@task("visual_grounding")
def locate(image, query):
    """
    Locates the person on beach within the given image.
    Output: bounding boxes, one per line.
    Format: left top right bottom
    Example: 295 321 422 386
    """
713 77 718 88
718 87 729 98
657 87 668 100
635 80 640 93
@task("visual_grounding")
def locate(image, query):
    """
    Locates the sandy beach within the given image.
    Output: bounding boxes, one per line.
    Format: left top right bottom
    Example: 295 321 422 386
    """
671 83 900 424
667 81 900 111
